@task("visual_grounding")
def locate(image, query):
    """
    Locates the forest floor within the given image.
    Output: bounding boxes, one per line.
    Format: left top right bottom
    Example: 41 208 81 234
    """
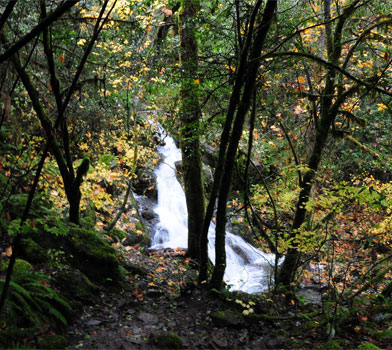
65 244 391 350
66 246 287 349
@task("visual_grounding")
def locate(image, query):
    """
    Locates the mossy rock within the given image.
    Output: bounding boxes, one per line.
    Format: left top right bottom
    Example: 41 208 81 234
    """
123 230 151 248
19 238 48 263
153 332 183 349
19 221 121 283
358 342 383 350
36 334 68 349
316 340 341 350
66 226 121 282
53 267 98 305
0 259 32 282
212 309 246 328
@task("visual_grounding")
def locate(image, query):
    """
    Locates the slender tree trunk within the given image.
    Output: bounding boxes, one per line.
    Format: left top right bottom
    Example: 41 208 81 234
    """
210 0 277 289
178 0 206 259
199 0 266 284
277 0 361 287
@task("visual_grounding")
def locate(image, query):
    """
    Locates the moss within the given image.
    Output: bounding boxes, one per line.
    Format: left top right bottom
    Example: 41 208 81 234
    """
154 332 183 349
357 342 383 350
81 200 97 229
0 259 33 283
284 338 306 349
19 238 47 263
36 334 67 349
105 228 127 242
18 218 121 283
66 226 121 282
53 267 97 304
316 340 341 350
211 309 245 328
270 328 287 338
374 329 392 341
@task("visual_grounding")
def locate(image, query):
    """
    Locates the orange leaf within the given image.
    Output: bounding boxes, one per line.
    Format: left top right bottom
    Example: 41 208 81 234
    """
58 55 64 63
162 7 173 16
298 76 305 84
5 246 12 257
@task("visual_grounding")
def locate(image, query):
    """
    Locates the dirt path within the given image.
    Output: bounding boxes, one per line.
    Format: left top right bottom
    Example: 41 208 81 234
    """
66 247 277 349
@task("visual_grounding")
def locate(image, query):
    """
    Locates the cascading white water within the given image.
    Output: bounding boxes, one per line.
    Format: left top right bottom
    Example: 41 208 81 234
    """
150 130 275 293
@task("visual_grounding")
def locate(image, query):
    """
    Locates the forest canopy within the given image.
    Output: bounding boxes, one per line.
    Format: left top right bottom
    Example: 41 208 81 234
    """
1 0 392 348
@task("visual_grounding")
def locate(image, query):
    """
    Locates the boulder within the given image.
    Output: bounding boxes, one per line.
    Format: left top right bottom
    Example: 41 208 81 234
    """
19 223 122 283
123 230 151 248
134 167 157 199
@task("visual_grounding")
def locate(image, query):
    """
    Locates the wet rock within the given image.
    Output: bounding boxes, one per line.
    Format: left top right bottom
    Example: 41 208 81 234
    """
141 209 157 220
266 336 285 349
209 330 228 348
251 337 267 349
122 230 150 248
147 288 164 297
212 310 246 328
121 261 148 276
134 167 157 199
296 284 322 307
137 312 159 325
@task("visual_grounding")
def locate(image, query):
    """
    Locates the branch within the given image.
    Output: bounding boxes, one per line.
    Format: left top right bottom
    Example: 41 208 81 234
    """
0 0 78 64
0 1 16 32
262 51 392 98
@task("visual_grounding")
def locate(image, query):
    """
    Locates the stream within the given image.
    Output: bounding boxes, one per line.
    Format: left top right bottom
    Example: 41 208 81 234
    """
149 130 275 294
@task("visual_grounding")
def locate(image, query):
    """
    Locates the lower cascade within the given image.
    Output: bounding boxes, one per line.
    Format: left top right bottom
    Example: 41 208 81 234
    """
150 131 275 293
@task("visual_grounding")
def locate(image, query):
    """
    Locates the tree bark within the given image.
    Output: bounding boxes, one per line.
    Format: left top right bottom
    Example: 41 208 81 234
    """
178 0 206 259
209 0 277 290
199 0 266 284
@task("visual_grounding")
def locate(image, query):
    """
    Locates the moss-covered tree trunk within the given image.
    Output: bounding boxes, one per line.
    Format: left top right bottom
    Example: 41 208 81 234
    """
178 0 206 259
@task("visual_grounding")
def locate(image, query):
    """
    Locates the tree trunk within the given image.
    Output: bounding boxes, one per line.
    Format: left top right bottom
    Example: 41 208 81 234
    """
209 0 277 290
178 0 206 260
277 0 361 287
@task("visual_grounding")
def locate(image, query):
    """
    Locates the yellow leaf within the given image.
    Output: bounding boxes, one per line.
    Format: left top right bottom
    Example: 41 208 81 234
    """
148 282 156 286
194 79 200 84
298 76 306 84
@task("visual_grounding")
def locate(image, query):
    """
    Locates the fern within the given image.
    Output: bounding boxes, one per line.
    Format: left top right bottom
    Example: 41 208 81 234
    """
0 269 72 346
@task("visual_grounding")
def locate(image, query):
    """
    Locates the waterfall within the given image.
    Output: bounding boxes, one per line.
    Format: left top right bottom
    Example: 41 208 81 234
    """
150 130 275 293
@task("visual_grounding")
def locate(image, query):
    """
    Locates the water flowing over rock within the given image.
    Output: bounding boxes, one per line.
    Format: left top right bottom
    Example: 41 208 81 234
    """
150 129 276 293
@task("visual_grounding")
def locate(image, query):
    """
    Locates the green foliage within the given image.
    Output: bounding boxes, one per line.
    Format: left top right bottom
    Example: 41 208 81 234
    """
357 342 383 350
0 268 72 347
